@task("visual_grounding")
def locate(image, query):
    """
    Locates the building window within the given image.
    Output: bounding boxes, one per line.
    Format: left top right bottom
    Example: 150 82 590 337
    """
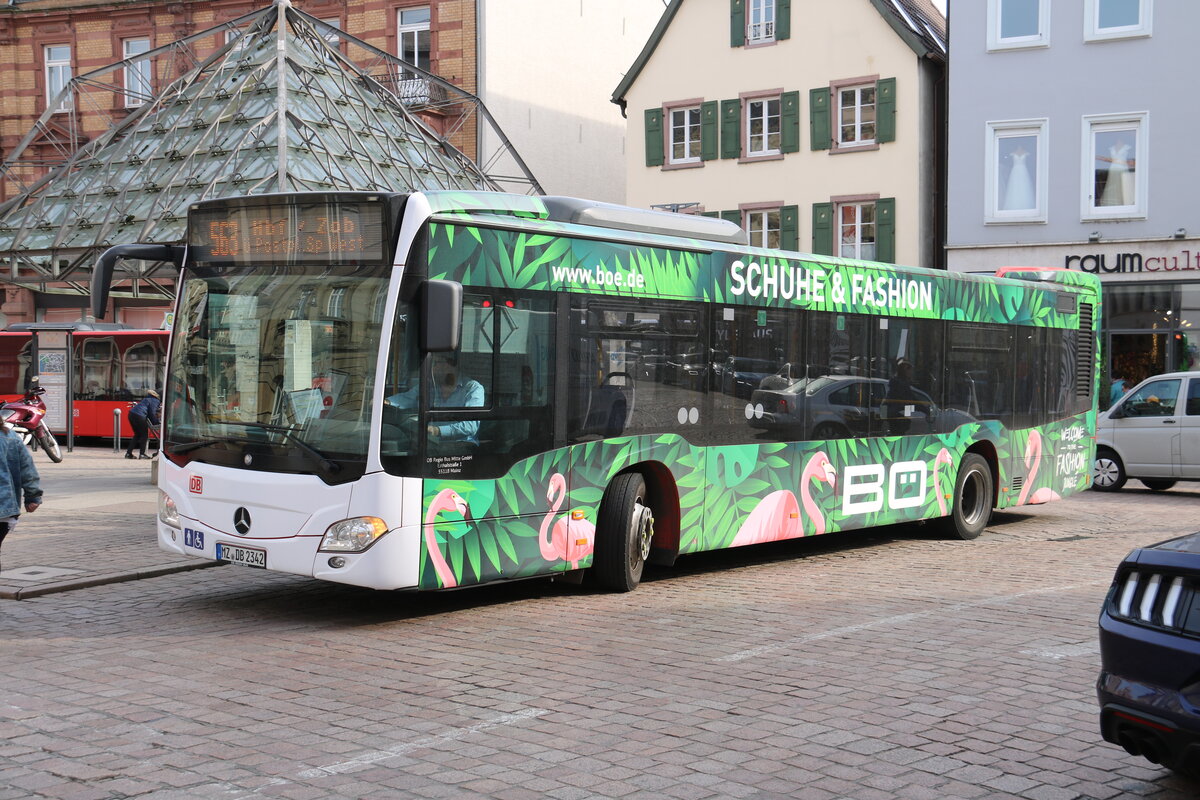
398 6 431 78
1083 112 1147 219
747 0 775 44
123 38 152 108
838 202 876 260
320 18 342 47
328 287 346 318
745 96 781 157
987 0 1050 50
838 85 876 147
44 45 72 113
669 106 702 165
225 27 252 55
1085 0 1152 41
985 119 1047 223
746 208 781 249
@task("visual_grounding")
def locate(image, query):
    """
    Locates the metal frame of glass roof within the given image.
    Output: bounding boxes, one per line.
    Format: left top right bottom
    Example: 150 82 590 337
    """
0 0 542 302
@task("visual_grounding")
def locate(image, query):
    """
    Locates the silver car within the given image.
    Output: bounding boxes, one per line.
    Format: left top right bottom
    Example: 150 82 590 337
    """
1093 370 1200 492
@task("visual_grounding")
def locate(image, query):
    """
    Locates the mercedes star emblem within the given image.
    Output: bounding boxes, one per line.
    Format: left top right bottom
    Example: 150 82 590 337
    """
233 507 252 535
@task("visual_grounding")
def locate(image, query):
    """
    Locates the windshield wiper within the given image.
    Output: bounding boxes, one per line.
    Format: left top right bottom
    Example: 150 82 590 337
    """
167 436 236 455
218 421 342 474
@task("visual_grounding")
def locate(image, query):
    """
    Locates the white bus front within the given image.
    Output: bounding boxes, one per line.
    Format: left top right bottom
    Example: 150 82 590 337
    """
153 192 445 590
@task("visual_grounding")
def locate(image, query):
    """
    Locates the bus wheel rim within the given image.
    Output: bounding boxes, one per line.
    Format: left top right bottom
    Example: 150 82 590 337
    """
961 469 988 526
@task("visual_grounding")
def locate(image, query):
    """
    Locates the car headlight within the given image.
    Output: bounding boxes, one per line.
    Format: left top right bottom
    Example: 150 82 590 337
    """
158 490 180 529
319 516 389 553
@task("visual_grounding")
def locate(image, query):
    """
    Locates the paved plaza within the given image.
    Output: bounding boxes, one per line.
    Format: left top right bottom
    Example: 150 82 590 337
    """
0 447 1198 799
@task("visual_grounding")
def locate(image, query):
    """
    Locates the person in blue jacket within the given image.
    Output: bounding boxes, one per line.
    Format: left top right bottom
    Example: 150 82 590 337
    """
0 422 42 572
125 389 160 460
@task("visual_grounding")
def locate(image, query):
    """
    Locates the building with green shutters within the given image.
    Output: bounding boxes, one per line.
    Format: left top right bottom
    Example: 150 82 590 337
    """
611 0 946 270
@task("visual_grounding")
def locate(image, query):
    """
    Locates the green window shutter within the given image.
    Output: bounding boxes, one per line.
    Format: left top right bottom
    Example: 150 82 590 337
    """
721 210 742 228
875 198 896 263
812 203 833 255
776 0 791 40
780 91 800 153
701 211 719 218
731 0 745 47
780 205 799 251
809 88 831 151
645 108 664 167
721 99 741 159
876 77 896 143
701 101 718 161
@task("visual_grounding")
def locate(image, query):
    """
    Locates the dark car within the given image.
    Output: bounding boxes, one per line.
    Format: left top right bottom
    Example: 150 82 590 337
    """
716 356 778 399
665 350 708 390
1097 531 1200 776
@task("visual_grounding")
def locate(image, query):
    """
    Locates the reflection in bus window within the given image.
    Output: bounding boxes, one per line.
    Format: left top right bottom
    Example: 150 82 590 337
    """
569 300 707 443
123 341 159 394
79 338 118 398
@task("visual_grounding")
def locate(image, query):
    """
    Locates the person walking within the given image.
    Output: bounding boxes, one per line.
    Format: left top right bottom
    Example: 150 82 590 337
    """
0 423 42 572
126 389 160 460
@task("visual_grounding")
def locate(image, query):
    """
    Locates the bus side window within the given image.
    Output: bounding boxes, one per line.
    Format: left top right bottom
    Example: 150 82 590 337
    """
945 324 1012 422
472 295 554 462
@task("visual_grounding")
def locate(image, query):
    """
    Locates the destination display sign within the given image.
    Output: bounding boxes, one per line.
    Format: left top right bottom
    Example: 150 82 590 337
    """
189 199 386 266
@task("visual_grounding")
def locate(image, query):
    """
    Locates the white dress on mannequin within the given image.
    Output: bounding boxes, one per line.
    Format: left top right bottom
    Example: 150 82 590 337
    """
1002 149 1035 211
1100 142 1133 206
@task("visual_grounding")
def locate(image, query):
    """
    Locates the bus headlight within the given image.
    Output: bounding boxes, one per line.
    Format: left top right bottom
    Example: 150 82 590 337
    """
319 517 389 552
158 491 180 529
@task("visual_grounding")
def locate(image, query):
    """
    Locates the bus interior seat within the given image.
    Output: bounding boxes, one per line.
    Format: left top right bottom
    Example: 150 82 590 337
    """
584 371 634 437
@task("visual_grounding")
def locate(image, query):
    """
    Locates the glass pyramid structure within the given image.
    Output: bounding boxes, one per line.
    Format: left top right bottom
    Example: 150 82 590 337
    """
0 0 540 297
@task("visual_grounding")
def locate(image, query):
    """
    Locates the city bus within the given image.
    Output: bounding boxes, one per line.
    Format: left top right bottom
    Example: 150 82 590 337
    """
91 191 1101 593
0 325 167 438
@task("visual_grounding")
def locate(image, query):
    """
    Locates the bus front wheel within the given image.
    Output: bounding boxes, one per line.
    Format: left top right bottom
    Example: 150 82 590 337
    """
594 472 654 592
942 453 992 541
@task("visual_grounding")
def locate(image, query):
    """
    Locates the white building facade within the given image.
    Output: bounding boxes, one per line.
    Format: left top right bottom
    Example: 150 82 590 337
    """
613 0 946 268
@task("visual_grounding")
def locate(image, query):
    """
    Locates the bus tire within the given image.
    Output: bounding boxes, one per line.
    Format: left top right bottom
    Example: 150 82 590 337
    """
38 429 63 463
594 472 653 592
1092 449 1126 492
942 453 992 541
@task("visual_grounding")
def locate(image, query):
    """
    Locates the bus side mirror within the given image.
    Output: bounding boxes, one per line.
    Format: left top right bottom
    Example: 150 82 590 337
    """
420 279 462 352
91 244 184 319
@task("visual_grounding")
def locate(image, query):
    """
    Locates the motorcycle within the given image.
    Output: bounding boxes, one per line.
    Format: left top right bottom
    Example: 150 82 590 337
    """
1 378 63 463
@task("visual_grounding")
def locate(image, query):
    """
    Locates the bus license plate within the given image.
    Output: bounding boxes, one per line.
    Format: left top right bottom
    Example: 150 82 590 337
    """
216 543 266 569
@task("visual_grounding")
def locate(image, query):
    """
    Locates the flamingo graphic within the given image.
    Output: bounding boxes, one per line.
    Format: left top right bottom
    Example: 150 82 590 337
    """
731 451 837 545
424 489 470 588
932 448 954 516
1017 430 1062 505
731 489 801 546
539 473 596 568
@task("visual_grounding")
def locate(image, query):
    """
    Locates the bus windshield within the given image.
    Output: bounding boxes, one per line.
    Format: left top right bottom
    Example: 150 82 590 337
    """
164 263 389 482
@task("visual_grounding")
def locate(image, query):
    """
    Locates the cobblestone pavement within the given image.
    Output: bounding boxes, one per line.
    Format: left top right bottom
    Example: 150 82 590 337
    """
1 459 1198 799
0 446 212 600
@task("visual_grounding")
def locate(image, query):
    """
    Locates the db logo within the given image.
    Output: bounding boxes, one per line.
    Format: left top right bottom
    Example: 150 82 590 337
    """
189 475 203 494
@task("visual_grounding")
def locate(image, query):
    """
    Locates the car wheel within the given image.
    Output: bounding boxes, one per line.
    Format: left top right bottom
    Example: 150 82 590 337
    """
1140 479 1176 491
940 452 993 541
1092 449 1127 492
811 422 846 440
593 472 654 592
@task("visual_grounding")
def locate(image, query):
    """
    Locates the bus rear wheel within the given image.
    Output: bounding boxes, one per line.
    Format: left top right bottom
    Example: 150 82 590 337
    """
594 472 653 592
942 453 992 541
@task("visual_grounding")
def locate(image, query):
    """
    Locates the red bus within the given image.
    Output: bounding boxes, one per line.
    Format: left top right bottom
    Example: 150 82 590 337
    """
0 324 168 438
